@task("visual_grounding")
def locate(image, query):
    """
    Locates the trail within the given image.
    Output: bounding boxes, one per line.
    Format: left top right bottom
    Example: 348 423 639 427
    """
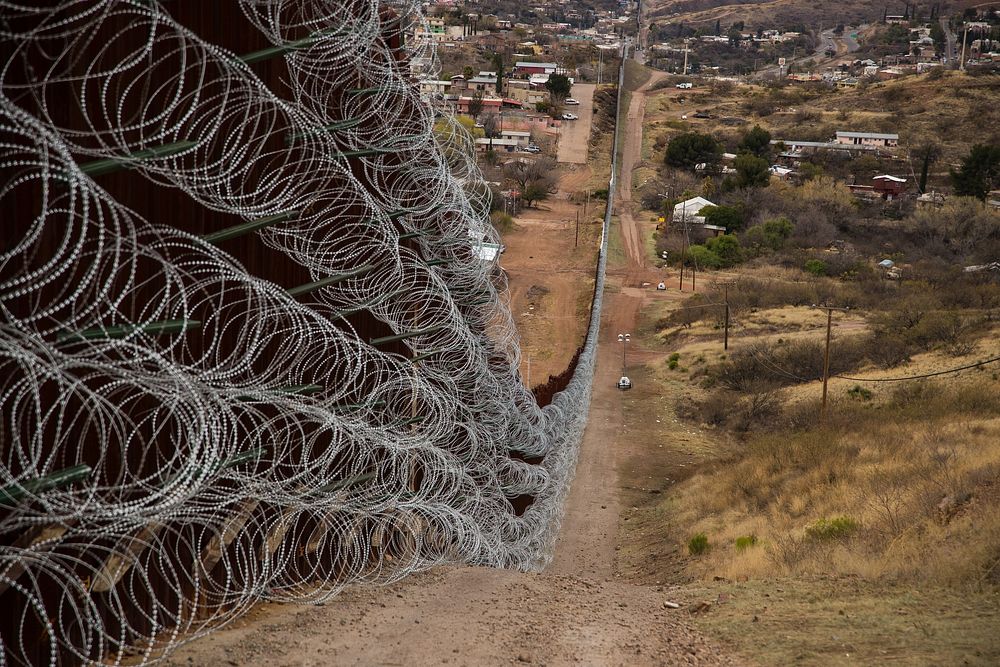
165 64 739 667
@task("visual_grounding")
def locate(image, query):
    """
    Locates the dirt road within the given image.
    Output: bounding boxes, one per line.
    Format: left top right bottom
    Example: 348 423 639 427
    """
164 70 738 667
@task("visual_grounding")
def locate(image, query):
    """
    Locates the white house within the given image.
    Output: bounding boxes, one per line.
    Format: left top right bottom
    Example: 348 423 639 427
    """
835 131 899 148
672 197 716 225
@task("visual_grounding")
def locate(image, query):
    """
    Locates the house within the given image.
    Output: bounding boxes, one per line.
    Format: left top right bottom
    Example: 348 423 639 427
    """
499 130 531 147
456 96 503 116
418 79 451 97
872 175 907 199
835 131 899 148
769 165 795 181
474 137 521 153
467 71 499 91
515 61 559 76
672 197 716 225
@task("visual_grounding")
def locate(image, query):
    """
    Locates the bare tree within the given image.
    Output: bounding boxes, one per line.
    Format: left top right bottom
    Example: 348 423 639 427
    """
482 114 500 138
467 90 484 122
503 157 558 208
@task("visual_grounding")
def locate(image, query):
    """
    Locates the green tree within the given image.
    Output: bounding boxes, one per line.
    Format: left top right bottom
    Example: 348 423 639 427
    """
701 204 745 231
744 216 793 253
686 244 722 269
545 73 572 99
462 65 474 80
706 234 743 267
492 53 504 94
915 142 941 194
950 144 1000 200
665 132 722 171
734 153 771 188
739 125 772 157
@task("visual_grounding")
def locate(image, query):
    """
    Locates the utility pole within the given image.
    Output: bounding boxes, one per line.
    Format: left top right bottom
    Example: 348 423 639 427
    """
723 282 732 350
677 201 686 291
575 209 580 248
814 304 850 423
960 25 968 71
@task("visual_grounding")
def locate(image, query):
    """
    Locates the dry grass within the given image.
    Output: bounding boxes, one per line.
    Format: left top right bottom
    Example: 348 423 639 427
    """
672 371 1000 589
682 577 1000 666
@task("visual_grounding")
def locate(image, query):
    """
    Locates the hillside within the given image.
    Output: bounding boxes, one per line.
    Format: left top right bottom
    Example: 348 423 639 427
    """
646 0 985 29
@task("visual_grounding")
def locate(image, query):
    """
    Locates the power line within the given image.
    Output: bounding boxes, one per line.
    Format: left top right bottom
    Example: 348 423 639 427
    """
835 355 1000 383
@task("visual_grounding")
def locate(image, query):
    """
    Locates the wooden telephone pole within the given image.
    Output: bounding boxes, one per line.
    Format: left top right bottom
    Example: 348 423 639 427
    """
814 304 850 422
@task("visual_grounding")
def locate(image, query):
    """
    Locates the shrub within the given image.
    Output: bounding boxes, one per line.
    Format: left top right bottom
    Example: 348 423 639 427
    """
804 259 827 276
735 535 758 551
702 204 745 231
706 234 743 267
489 210 514 232
805 516 859 541
668 352 681 370
665 132 722 171
846 385 873 401
686 244 722 269
688 532 710 555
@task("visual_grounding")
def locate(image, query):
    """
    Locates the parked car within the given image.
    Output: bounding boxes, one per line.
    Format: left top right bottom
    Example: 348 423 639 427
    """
522 145 541 153
676 82 693 89
565 98 580 105
656 282 666 291
561 113 578 120
617 376 632 390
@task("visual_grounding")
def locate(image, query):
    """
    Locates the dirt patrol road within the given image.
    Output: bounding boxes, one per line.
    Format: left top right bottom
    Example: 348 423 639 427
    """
164 72 738 667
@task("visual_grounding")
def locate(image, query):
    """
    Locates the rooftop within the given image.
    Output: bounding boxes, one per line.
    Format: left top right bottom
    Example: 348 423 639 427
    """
836 131 900 140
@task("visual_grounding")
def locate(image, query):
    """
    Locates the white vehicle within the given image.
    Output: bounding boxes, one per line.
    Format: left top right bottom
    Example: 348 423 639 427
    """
565 98 580 105
657 282 666 291
676 82 693 89
561 113 578 120
617 376 632 390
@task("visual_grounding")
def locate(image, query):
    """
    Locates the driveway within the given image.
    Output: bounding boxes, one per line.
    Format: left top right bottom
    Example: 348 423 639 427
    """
556 83 596 165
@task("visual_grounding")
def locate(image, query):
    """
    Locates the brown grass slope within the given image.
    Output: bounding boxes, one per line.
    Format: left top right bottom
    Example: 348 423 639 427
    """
647 0 987 29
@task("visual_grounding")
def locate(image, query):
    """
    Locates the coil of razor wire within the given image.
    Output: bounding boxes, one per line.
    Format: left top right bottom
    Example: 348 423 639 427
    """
0 1 620 663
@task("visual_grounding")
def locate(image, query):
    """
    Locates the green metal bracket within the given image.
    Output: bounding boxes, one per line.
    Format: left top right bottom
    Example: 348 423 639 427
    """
217 446 268 471
285 118 364 144
57 319 201 343
0 465 91 505
399 415 426 427
318 471 377 494
411 348 444 363
286 264 378 297
331 399 387 413
78 141 196 177
344 87 385 96
370 325 446 347
236 29 344 64
329 287 408 321
425 258 449 267
201 210 299 244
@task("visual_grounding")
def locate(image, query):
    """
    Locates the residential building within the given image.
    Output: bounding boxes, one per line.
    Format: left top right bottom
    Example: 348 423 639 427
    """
872 175 907 200
672 197 716 225
835 131 899 148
